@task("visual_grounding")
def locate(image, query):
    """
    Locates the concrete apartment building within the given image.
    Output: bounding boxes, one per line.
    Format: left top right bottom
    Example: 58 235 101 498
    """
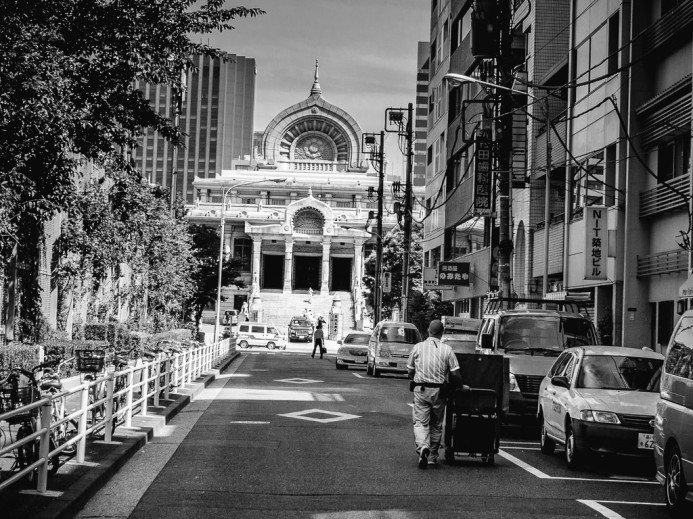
133 53 256 203
424 0 693 352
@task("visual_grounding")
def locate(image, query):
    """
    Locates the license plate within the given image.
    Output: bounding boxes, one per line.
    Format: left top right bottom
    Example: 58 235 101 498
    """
298 336 305 339
638 433 654 450
355 359 366 364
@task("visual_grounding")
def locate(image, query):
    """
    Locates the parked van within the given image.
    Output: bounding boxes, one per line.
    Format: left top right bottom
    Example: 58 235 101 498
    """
441 316 482 353
477 295 598 418
236 323 287 350
366 321 422 377
654 310 693 516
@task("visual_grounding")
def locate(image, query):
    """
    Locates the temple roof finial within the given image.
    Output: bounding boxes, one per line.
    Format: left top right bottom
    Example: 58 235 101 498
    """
310 59 321 96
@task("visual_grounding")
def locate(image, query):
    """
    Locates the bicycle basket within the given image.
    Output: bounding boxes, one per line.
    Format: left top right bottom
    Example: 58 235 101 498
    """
75 348 107 372
0 385 40 417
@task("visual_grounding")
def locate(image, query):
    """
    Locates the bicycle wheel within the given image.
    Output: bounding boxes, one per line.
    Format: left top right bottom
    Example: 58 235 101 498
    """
15 423 37 484
56 419 79 456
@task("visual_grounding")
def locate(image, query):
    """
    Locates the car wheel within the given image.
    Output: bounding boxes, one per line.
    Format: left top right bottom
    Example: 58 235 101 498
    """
665 444 688 516
267 342 276 350
238 340 249 349
539 412 555 454
445 448 455 463
366 360 373 376
564 421 583 470
336 361 347 370
373 366 381 377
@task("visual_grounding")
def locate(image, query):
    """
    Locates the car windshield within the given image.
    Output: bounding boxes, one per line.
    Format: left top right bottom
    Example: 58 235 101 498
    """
292 320 311 327
576 355 663 392
380 326 420 345
268 327 279 335
498 315 597 355
344 334 370 345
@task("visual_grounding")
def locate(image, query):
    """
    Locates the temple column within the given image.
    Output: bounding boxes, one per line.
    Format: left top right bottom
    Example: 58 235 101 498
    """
251 236 262 293
320 238 331 294
283 238 294 294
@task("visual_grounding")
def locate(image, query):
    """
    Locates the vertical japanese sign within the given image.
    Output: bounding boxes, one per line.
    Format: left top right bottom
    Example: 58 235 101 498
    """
473 133 493 216
584 206 607 280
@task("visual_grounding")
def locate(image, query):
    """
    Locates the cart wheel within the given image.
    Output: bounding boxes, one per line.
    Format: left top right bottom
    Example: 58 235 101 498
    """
445 448 455 463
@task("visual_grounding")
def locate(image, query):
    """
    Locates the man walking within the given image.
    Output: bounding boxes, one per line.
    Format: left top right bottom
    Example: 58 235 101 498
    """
407 319 464 468
311 322 324 359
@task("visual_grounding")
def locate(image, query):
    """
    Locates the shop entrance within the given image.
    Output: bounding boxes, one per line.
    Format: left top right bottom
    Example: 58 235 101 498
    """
293 255 321 290
331 257 352 291
262 254 284 289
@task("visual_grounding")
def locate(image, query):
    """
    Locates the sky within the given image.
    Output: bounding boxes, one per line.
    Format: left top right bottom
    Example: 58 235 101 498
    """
208 0 430 133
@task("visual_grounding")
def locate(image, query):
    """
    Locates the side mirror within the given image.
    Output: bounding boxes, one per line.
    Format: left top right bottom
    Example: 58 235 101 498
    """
480 333 493 350
677 299 687 315
551 376 570 389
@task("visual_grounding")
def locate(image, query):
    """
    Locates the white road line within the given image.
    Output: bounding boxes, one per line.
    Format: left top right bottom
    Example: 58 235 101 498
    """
501 446 541 451
498 449 551 478
353 373 369 379
498 450 658 484
500 441 540 445
577 500 626 519
597 500 665 506
229 421 271 424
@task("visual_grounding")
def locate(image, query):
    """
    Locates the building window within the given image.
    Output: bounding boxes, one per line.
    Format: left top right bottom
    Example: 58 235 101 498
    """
658 134 691 183
608 13 619 75
233 238 252 271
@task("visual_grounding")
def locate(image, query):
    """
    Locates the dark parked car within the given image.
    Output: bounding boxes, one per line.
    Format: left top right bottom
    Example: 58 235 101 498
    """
288 316 314 343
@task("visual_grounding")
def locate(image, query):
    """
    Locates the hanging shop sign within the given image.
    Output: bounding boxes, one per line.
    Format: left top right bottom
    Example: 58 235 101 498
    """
423 267 453 291
473 135 493 216
437 262 470 287
584 206 607 281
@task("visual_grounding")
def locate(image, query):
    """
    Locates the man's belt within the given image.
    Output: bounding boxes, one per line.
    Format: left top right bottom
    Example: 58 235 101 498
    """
410 381 445 391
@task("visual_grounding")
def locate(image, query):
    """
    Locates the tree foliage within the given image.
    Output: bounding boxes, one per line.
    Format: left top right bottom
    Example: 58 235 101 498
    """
186 225 247 327
0 1 264 339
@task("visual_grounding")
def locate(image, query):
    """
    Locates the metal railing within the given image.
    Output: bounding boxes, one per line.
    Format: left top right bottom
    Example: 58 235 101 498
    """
636 249 688 277
0 338 233 493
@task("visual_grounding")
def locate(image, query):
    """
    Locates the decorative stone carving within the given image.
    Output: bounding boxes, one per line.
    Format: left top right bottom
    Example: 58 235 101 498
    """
293 134 334 161
292 207 325 233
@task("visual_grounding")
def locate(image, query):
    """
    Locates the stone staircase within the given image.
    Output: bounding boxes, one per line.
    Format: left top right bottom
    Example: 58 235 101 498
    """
259 290 355 333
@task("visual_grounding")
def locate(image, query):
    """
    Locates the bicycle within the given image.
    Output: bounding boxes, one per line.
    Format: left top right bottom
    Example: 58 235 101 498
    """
0 359 70 483
37 356 79 456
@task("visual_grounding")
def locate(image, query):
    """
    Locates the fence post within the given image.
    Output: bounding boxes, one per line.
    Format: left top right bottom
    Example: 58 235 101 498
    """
36 401 52 492
104 372 115 442
77 384 88 463
153 358 161 407
125 367 133 428
164 357 171 400
141 363 149 417
181 350 187 388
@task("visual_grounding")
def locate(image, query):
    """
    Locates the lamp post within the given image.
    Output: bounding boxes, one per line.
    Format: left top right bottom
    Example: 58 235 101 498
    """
214 178 286 341
443 73 551 301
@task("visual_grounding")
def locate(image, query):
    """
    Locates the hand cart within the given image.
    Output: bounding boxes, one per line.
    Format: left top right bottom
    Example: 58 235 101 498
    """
444 353 508 465
444 388 499 464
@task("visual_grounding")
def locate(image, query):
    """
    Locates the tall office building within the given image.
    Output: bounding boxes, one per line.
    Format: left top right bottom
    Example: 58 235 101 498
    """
134 53 256 202
414 41 430 187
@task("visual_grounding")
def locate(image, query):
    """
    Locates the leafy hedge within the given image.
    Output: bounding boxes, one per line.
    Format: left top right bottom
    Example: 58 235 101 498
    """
0 326 196 376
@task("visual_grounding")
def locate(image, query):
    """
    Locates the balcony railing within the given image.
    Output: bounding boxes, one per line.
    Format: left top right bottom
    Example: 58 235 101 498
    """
640 2 693 55
636 249 688 277
639 174 690 218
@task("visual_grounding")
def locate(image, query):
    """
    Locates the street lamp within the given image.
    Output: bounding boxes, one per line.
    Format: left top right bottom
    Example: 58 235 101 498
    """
214 177 287 341
443 73 552 301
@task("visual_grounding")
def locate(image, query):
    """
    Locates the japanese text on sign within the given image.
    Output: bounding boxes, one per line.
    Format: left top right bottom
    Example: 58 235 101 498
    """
437 262 470 286
584 206 607 281
473 137 493 216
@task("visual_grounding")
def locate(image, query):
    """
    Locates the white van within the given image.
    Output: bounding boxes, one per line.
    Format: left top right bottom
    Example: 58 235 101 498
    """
654 310 693 516
236 323 287 350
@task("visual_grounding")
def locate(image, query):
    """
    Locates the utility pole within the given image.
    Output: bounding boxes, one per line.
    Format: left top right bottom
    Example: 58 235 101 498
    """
363 132 385 325
385 105 414 322
402 103 414 321
496 0 514 304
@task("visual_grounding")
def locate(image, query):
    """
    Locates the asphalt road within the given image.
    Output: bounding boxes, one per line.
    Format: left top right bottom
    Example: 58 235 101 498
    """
75 348 673 519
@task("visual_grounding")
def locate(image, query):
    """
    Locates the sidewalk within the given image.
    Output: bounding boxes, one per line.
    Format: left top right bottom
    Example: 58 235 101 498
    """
0 352 240 519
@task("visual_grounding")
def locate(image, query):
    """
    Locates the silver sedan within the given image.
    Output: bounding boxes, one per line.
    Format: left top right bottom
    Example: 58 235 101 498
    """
336 331 372 370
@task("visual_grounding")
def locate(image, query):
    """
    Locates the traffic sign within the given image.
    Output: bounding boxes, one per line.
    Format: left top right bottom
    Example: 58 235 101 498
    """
382 272 391 293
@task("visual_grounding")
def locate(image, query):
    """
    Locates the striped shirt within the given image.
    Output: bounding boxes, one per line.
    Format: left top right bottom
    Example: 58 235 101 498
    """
407 337 459 384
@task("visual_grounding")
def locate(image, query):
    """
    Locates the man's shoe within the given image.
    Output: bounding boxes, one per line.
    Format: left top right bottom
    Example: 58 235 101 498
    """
428 458 437 466
418 448 430 469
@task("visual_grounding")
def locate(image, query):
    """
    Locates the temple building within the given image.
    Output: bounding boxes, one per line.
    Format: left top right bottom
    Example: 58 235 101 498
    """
187 62 420 329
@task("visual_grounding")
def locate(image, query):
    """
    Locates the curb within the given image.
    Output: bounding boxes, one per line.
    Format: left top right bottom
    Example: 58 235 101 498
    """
1 352 240 519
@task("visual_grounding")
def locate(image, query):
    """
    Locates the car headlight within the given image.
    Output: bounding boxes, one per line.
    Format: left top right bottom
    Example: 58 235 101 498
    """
579 410 621 424
378 350 390 358
508 372 520 392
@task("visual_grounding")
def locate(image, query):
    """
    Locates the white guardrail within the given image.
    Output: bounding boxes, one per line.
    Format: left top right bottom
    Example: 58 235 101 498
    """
0 338 233 493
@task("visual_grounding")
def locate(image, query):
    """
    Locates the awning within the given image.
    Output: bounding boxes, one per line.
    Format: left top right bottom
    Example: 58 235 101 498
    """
679 276 693 298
